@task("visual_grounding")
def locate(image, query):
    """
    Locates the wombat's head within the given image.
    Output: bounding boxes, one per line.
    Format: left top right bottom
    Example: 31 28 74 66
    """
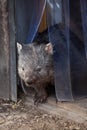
17 42 53 86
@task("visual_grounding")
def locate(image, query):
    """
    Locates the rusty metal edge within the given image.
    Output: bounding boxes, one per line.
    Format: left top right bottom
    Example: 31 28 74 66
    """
8 0 17 102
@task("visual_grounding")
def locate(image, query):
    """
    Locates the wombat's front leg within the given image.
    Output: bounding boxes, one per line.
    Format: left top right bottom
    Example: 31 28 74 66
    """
34 86 48 106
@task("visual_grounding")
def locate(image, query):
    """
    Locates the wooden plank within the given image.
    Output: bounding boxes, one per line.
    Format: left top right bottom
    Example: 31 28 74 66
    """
8 0 17 102
25 96 87 124
0 0 10 99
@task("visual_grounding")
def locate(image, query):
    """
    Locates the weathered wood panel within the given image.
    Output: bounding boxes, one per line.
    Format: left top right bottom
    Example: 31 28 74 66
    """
0 0 17 101
0 0 10 99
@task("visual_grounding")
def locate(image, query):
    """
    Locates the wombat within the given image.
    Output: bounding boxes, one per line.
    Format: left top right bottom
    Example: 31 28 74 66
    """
17 42 54 105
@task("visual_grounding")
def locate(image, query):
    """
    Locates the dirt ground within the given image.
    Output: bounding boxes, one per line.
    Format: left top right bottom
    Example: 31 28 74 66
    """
0 97 87 130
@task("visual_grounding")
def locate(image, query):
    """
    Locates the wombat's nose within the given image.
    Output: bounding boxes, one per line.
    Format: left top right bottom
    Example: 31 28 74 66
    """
26 76 36 85
27 80 33 85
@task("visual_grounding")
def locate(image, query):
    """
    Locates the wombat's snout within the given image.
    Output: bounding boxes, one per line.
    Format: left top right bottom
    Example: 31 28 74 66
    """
26 79 34 85
25 75 37 85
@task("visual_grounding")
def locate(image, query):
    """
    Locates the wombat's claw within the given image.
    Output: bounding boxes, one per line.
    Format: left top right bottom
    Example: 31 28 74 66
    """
34 95 47 106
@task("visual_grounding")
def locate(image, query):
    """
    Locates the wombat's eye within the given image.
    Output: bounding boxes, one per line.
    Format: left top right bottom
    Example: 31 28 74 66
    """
22 67 24 71
35 66 41 72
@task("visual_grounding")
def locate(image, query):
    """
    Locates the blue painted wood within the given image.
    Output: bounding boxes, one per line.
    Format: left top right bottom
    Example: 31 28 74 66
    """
47 0 73 101
15 0 46 43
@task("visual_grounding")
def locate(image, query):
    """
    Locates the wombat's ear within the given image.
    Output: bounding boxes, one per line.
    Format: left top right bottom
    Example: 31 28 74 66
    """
17 42 22 54
45 42 53 54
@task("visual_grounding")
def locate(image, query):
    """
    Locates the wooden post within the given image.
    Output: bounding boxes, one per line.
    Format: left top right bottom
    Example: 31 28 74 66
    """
0 0 10 99
0 0 17 101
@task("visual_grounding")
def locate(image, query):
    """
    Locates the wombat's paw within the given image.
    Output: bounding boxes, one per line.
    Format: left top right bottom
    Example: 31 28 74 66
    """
34 94 47 106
